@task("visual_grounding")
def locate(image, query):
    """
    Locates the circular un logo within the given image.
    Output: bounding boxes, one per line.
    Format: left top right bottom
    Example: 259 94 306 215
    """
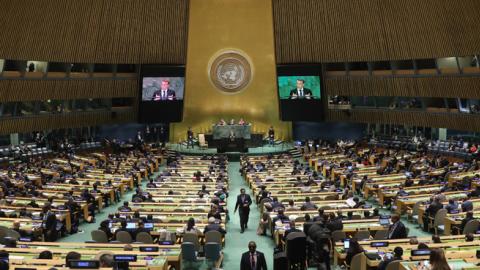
209 50 252 94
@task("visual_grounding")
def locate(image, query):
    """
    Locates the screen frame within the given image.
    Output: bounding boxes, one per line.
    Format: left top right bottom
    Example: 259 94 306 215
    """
276 64 326 121
138 64 186 123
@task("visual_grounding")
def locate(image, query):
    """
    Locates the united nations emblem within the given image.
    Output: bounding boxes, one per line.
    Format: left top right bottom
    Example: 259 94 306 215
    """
209 50 252 94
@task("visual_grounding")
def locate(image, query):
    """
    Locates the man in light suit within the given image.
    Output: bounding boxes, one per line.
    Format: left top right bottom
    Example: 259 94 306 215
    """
151 80 176 101
289 79 313 99
235 188 252 233
240 241 267 270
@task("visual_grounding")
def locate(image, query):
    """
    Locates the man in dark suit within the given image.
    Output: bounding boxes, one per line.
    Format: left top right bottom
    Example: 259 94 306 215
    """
133 221 151 240
268 126 275 145
462 197 474 212
283 220 302 240
114 220 131 240
289 79 313 99
42 205 58 241
387 214 407 239
460 211 475 233
326 213 343 232
151 80 176 101
240 241 267 270
423 198 443 231
377 247 403 270
186 127 194 149
235 188 252 233
203 217 227 235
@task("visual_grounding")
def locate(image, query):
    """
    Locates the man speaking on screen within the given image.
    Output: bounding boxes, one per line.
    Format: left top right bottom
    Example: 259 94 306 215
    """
289 79 313 99
151 80 176 101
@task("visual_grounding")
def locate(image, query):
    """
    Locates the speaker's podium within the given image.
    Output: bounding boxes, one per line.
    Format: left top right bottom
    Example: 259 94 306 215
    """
216 138 247 153
208 124 253 153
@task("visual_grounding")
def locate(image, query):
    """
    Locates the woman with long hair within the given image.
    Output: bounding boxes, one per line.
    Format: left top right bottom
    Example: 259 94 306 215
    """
429 249 451 270
183 217 201 235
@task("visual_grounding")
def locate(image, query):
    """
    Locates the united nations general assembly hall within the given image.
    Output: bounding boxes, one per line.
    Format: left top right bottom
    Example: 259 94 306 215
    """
0 1 480 270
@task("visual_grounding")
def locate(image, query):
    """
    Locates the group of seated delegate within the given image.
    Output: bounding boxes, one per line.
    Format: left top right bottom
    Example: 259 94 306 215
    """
216 118 249 126
0 140 182 270
94 153 230 269
239 139 480 270
0 147 160 242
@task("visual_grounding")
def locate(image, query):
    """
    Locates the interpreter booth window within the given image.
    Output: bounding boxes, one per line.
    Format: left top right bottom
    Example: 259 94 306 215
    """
70 63 90 73
112 98 134 107
48 62 69 72
394 97 423 110
371 61 392 75
26 61 47 73
86 99 111 110
445 98 459 112
391 60 415 75
38 100 65 114
62 100 74 113
1 103 16 117
375 96 396 109
117 64 136 73
348 62 369 76
3 60 26 76
38 100 53 114
93 64 114 73
458 99 480 114
74 99 88 111
457 56 479 69
424 98 447 111
17 101 36 116
350 96 375 108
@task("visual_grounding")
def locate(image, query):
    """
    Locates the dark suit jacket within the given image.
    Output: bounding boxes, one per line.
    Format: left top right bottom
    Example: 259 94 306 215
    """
284 228 302 240
203 223 227 235
388 221 407 239
152 89 176 101
462 201 474 212
326 218 343 232
43 211 57 232
460 216 474 232
240 251 267 270
426 202 443 216
289 88 313 98
133 227 151 240
377 257 402 270
235 194 252 213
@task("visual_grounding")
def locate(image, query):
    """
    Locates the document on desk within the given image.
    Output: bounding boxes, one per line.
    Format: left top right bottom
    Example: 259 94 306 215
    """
346 198 356 207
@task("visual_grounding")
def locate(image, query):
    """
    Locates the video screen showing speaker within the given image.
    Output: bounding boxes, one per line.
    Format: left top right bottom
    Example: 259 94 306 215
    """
278 76 321 100
142 77 184 101
139 65 185 123
277 65 325 121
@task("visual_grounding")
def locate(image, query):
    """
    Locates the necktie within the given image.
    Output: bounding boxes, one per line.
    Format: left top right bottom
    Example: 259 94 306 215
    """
388 222 397 238
162 91 166 100
299 89 303 97
250 253 256 270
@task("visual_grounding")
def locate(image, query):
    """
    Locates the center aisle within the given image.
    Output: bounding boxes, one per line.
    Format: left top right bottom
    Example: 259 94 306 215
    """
222 161 276 269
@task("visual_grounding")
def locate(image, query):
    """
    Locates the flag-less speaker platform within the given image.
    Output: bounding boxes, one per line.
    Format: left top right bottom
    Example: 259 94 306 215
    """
167 141 293 156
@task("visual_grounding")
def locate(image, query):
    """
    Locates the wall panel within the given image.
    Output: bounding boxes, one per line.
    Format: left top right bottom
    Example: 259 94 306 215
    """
0 79 137 102
325 76 480 98
273 0 480 63
0 0 188 64
0 109 135 135
328 109 480 132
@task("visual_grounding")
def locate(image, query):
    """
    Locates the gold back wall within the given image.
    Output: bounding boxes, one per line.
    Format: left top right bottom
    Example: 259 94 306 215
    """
170 0 291 142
